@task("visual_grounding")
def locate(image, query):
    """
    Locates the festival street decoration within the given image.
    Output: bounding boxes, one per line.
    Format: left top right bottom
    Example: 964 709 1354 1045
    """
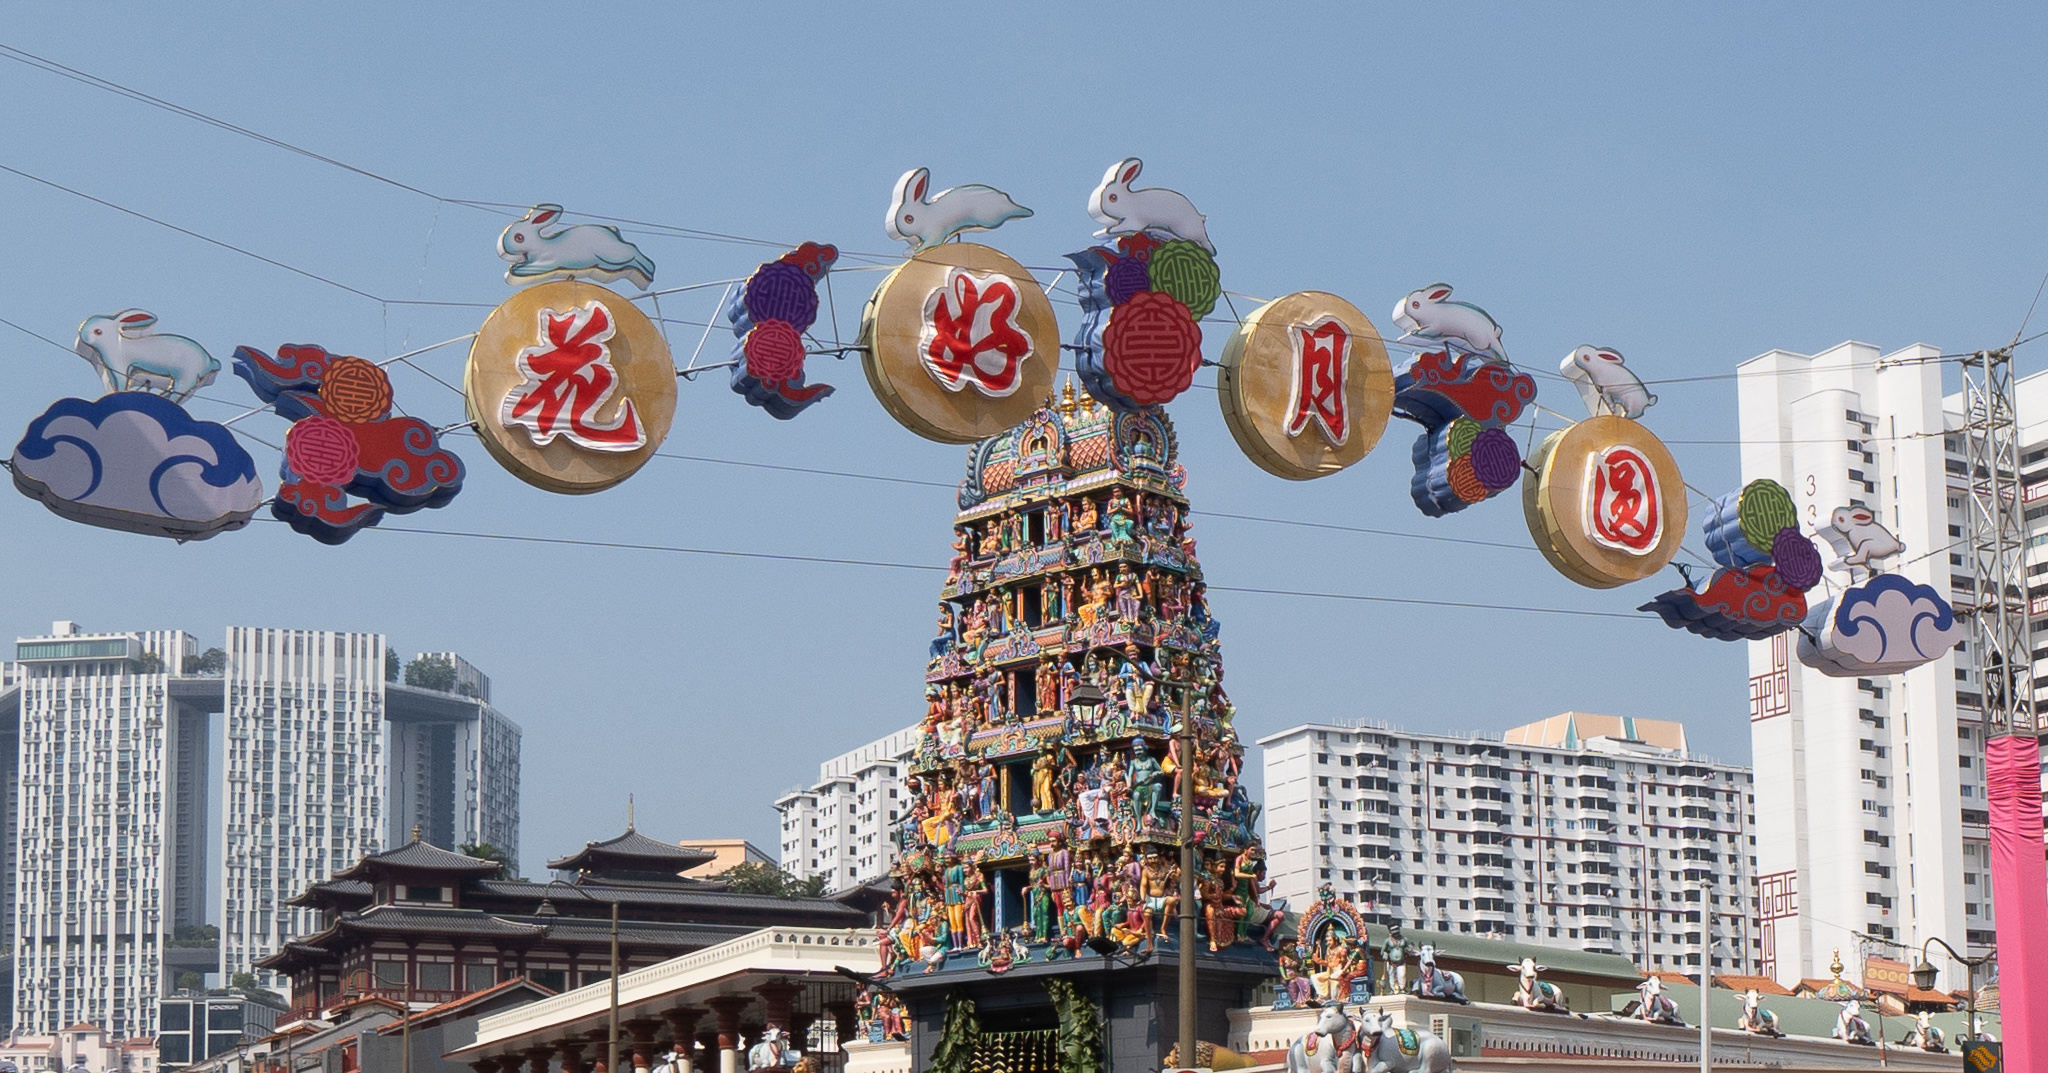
1069 159 1220 412
877 386 1280 1001
499 204 656 291
886 168 1034 253
863 176 1056 443
1524 353 1686 587
1388 285 1534 516
10 311 260 540
1560 345 1657 420
235 344 464 544
726 242 839 419
1640 478 1821 640
467 279 677 494
1796 510 1962 677
1215 291 1393 480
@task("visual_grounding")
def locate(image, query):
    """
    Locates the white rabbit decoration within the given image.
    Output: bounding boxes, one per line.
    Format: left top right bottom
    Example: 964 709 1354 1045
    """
885 168 1033 253
75 310 219 403
1561 345 1657 419
1087 157 1213 252
1391 283 1505 360
499 204 657 290
1819 506 1905 576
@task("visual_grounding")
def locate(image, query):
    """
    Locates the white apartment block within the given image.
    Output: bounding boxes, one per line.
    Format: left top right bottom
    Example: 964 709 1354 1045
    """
776 726 920 892
1734 341 2048 987
219 628 390 990
1260 712 1760 976
389 652 521 866
11 623 205 1038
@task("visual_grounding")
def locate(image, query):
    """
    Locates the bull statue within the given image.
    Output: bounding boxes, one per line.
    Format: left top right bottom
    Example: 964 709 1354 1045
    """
1833 1001 1875 1046
1410 944 1468 1004
1737 989 1782 1037
1633 976 1685 1026
1285 1003 1366 1073
1356 1007 1455 1073
1508 957 1569 1014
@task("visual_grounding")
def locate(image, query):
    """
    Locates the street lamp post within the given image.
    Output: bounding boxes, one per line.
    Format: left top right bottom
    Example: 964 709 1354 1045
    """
1912 936 1994 1046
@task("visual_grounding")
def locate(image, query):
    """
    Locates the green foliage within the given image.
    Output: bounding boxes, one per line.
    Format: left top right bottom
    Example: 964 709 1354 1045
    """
229 972 259 993
175 972 204 992
404 654 456 692
927 992 981 1073
1045 977 1102 1073
718 861 828 898
136 651 165 674
182 648 226 676
460 842 513 878
169 924 219 947
385 648 400 681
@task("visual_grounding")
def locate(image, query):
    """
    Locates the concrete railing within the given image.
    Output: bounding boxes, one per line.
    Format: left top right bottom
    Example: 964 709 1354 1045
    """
471 927 875 1048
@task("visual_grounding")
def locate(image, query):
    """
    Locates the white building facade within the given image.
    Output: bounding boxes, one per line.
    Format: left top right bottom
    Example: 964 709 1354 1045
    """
218 628 390 990
1736 341 2012 987
776 726 920 891
11 624 205 1038
1259 712 1759 976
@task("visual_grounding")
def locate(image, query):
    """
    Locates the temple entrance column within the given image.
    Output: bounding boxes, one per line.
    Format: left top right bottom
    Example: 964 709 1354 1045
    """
824 1001 858 1050
556 1038 587 1073
624 1018 663 1073
662 1007 705 1073
754 980 803 1033
525 1046 555 1073
706 995 752 1073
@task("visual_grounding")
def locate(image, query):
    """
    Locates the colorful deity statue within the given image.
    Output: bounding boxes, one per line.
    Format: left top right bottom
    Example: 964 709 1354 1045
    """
879 391 1280 986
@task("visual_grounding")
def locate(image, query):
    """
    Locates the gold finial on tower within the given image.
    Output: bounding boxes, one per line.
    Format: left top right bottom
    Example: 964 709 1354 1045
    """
411 823 422 843
1059 379 1078 417
1829 948 1844 981
627 793 635 831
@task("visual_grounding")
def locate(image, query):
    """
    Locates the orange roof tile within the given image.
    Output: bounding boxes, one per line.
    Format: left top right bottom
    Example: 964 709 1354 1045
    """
1715 974 1793 996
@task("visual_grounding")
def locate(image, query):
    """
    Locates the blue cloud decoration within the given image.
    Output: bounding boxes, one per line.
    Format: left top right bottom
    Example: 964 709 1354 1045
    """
11 391 261 540
1797 573 1967 677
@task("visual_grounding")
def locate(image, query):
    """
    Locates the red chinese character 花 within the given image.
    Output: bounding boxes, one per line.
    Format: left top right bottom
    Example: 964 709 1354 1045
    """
501 301 645 452
919 268 1034 397
1285 317 1351 445
1586 445 1661 553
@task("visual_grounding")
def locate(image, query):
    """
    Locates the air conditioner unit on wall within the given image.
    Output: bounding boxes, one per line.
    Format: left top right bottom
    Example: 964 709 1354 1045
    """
1428 1013 1483 1057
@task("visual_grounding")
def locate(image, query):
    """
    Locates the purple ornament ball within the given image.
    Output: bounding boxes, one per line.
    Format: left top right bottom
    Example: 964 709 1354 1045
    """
1105 257 1151 306
1469 427 1522 491
745 262 820 330
1771 527 1823 590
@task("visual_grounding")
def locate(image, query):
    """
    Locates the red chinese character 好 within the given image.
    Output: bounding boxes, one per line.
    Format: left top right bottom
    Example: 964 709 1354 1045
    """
502 301 645 452
1285 317 1351 445
919 268 1034 397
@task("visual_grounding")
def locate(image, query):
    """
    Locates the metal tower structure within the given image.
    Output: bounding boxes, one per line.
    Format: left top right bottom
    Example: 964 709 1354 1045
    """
1959 346 2034 736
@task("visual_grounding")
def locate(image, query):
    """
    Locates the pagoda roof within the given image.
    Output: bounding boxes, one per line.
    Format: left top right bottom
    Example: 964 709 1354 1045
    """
475 878 863 920
330 836 503 883
377 978 557 1034
286 878 375 910
546 827 717 875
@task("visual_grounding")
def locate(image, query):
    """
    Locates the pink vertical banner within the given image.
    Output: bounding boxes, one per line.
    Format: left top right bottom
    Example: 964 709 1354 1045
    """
1988 734 2047 1068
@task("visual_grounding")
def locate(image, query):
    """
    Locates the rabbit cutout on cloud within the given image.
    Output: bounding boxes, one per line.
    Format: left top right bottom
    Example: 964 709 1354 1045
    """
1087 157 1213 252
885 168 1033 253
1818 507 1905 577
75 310 219 403
1391 283 1505 361
499 204 657 290
1561 345 1657 419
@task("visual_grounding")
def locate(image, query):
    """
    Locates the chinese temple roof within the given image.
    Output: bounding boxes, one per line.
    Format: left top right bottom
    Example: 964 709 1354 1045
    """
376 978 558 1034
545 827 719 877
329 836 503 883
285 877 375 910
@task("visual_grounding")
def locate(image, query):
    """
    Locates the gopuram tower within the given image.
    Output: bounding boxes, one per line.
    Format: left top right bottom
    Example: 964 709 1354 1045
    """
875 384 1281 1073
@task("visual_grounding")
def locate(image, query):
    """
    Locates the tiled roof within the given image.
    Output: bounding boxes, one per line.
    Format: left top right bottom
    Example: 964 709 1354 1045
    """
332 838 503 881
470 879 865 920
377 978 556 1033
546 828 718 873
337 907 544 938
1714 973 1793 996
286 878 375 908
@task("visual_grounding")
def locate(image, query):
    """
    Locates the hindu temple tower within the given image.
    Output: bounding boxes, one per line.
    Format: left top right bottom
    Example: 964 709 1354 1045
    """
875 385 1281 1073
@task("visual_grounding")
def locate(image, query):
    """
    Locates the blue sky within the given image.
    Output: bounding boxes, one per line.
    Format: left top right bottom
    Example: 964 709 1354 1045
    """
4 4 2044 877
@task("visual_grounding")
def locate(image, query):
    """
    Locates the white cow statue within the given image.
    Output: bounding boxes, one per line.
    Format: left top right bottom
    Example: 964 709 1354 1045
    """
1833 1000 1875 1046
1356 1007 1455 1073
1508 957 1569 1014
1633 976 1685 1026
1285 1003 1366 1073
1737 989 1782 1037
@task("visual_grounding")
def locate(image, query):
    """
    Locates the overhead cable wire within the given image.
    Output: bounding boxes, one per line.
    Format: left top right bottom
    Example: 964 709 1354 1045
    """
336 521 1651 621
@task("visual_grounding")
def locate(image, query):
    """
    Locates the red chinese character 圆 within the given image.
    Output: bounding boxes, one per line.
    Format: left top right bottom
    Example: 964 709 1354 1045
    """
1586 445 1661 552
919 268 1034 397
1285 317 1351 445
501 301 645 452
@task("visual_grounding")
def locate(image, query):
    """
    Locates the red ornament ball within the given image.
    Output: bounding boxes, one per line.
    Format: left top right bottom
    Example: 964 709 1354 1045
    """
745 320 807 382
286 416 360 484
1102 291 1203 407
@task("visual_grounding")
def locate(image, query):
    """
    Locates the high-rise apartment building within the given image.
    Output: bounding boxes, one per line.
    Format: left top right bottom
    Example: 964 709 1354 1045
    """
775 726 919 891
1260 712 1759 976
9 624 213 1038
1736 340 2048 987
0 623 522 1038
